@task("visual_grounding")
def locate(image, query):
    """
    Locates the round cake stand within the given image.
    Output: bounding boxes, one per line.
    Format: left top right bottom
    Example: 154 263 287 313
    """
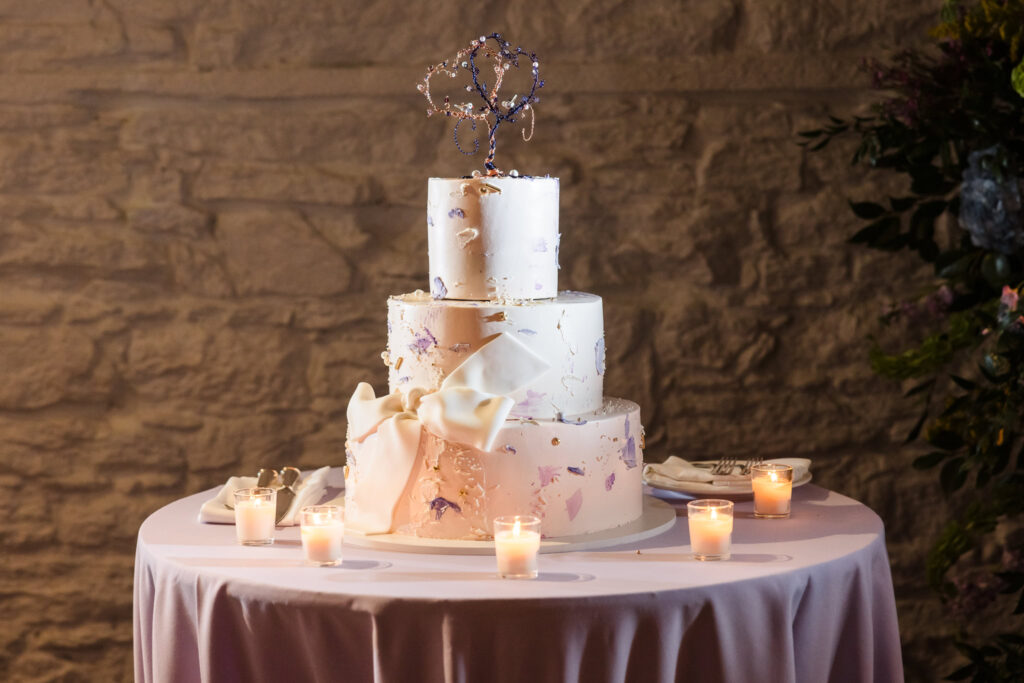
342 495 677 556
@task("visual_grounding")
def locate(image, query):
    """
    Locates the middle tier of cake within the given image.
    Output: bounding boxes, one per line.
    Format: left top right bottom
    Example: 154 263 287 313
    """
385 290 605 419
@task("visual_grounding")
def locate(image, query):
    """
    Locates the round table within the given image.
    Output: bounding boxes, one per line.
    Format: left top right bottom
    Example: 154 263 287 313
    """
133 476 903 683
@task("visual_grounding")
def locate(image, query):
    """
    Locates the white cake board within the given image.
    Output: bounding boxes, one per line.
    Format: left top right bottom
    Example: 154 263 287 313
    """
343 495 677 556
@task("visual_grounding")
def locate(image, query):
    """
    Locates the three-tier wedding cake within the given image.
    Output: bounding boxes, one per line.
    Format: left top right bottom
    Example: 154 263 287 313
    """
342 34 644 540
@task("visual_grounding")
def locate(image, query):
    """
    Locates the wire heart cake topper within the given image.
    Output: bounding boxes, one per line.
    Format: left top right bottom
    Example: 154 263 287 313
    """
418 33 544 177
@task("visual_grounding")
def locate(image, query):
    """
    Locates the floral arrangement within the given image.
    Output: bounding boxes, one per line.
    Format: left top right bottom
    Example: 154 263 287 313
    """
802 1 1024 679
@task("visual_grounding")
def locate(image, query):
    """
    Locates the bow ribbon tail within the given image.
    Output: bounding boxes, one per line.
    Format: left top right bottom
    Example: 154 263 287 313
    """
345 412 422 534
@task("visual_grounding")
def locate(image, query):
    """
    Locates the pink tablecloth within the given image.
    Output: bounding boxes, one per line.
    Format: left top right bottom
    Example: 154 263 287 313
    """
133 474 903 683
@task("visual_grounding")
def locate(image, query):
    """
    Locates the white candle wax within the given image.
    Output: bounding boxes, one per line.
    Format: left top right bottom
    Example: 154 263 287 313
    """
689 510 733 558
301 520 344 564
753 474 792 516
235 498 276 544
495 528 541 577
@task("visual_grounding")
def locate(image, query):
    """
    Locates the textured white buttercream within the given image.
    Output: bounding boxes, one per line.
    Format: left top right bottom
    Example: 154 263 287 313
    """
427 176 560 301
345 397 643 539
386 290 605 419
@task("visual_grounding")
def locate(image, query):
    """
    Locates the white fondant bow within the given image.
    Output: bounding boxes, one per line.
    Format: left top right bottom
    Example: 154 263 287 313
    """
344 333 549 534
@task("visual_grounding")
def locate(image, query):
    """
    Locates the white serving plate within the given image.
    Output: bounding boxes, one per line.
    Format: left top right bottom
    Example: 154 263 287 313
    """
643 460 812 497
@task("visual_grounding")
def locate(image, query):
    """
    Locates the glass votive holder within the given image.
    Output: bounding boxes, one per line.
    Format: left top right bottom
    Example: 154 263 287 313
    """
687 499 734 561
300 505 344 567
751 463 794 519
234 487 276 546
493 515 541 579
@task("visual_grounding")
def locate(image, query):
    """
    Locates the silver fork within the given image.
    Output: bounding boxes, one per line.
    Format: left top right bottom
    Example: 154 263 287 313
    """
711 457 737 475
741 455 764 475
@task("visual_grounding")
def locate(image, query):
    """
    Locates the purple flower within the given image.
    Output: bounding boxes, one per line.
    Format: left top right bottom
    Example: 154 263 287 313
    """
619 415 637 469
409 328 438 354
605 473 616 491
432 277 448 299
566 489 583 521
567 466 584 476
429 497 462 520
448 208 465 219
512 390 547 416
538 465 559 487
619 436 637 469
948 571 1006 620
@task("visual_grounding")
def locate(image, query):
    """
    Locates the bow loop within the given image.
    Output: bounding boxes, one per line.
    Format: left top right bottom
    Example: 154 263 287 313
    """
344 332 550 534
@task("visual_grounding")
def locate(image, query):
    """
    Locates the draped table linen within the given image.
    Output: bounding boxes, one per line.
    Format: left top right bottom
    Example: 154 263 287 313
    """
133 475 903 683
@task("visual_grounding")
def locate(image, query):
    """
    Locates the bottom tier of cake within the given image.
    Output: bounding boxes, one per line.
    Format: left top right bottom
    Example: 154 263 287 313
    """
345 397 643 539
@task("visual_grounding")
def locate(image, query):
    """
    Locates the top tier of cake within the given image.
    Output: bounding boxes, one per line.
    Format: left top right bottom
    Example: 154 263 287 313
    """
427 176 559 301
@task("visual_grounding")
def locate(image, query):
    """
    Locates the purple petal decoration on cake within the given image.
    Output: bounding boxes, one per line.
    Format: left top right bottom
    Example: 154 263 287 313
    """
557 414 588 426
397 376 411 384
448 207 465 219
567 466 584 476
427 214 434 227
514 389 546 412
409 328 438 354
538 465 559 487
533 239 547 253
517 328 537 336
619 436 637 469
432 276 448 299
566 489 583 521
605 473 616 491
429 497 462 520
503 444 517 454
595 337 605 376
619 415 637 469
534 283 543 290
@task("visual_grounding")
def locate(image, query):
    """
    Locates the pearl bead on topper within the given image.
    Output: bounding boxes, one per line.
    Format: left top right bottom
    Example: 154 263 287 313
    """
419 33 544 177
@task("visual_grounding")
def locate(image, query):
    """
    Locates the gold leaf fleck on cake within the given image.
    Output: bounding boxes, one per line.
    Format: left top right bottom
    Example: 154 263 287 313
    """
456 227 479 248
479 182 502 195
551 437 560 446
395 356 404 370
482 311 506 322
640 427 646 449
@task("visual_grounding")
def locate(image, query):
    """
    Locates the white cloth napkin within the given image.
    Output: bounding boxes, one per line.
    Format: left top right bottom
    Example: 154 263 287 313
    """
198 466 332 526
643 457 811 489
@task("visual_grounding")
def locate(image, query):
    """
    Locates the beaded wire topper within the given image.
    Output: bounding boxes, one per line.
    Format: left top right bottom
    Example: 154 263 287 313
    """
418 33 544 177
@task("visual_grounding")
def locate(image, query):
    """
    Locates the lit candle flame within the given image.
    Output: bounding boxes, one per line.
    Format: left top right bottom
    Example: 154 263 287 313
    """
770 471 778 483
513 519 521 536
710 507 718 520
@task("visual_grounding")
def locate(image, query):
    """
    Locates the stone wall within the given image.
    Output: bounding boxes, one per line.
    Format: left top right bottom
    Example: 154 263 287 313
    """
0 1 957 680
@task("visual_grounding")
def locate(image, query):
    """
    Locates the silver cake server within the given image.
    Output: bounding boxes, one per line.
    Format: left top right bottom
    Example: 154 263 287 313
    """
275 467 300 524
224 468 277 510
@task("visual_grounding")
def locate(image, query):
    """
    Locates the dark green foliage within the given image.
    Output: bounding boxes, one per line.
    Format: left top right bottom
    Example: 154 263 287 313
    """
803 1 1024 678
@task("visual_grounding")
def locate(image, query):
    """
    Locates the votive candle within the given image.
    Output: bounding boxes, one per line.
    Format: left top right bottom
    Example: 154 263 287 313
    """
234 487 276 546
300 505 344 567
493 515 541 579
751 463 794 519
687 499 733 561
